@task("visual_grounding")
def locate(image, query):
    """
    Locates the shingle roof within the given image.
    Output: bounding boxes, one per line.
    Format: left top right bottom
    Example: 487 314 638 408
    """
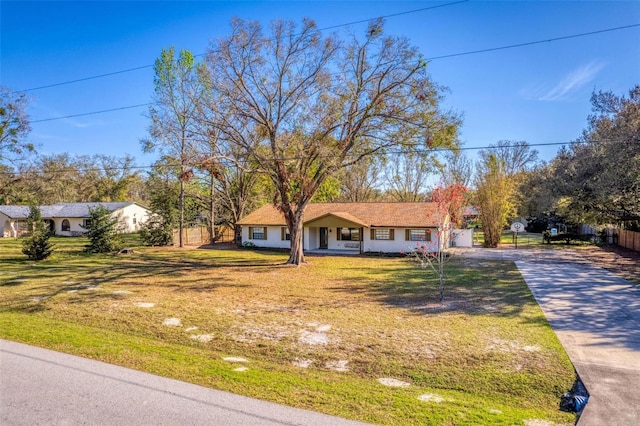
0 205 31 219
49 202 134 218
0 202 138 219
237 202 444 228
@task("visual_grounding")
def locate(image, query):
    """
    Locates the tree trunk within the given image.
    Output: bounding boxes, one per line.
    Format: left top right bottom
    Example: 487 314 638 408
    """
209 173 215 245
179 179 184 248
286 211 306 265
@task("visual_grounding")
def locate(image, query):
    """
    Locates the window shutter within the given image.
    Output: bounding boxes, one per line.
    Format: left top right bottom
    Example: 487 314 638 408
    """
426 229 432 242
405 229 410 241
390 229 395 240
264 227 268 240
370 229 375 240
337 228 341 240
281 227 285 240
249 227 253 239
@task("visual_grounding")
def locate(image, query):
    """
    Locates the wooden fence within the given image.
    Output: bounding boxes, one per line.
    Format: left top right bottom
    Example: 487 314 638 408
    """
618 229 640 252
172 226 235 246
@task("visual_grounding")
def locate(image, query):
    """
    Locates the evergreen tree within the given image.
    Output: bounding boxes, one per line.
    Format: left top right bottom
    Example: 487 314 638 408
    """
83 205 123 253
139 213 174 246
21 205 54 260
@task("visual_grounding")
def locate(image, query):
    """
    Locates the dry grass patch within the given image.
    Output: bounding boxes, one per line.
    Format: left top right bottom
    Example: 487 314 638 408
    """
0 239 576 425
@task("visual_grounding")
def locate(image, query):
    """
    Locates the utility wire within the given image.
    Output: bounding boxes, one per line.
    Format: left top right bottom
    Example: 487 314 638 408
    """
31 103 152 123
319 0 468 31
12 1 468 94
1 139 636 176
27 21 640 124
426 23 640 61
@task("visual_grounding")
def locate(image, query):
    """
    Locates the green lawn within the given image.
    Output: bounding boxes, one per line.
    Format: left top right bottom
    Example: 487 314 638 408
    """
0 237 576 425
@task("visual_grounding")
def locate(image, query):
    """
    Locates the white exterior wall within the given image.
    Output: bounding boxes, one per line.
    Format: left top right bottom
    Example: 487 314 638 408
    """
241 225 442 253
112 204 150 233
366 228 439 253
304 227 315 251
450 229 474 248
0 213 12 237
242 226 291 249
56 218 86 236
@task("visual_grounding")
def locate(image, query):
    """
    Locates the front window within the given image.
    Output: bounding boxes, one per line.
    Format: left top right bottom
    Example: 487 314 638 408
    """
82 219 92 228
250 226 266 240
339 227 360 241
407 229 432 241
62 219 70 232
373 228 394 240
281 227 290 241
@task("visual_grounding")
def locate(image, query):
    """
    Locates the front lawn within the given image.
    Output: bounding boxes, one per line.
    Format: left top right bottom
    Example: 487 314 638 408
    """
0 237 576 425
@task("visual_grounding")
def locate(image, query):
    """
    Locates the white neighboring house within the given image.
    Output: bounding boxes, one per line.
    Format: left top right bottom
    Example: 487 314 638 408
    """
0 202 150 238
237 202 452 254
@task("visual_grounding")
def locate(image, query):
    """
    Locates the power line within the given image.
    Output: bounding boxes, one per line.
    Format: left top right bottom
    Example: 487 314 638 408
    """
11 65 154 94
31 103 152 123
1 138 636 176
12 1 468 94
426 23 640 61
319 0 469 31
27 21 640 124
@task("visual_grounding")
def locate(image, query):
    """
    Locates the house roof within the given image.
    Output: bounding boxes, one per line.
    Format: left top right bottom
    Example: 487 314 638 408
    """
0 205 31 219
0 202 142 219
237 202 444 228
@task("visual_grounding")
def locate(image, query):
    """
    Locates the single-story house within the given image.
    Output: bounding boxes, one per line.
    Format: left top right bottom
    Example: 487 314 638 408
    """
0 202 150 238
237 202 451 254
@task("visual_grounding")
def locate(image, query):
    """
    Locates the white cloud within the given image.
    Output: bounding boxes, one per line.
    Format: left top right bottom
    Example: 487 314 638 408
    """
537 62 606 101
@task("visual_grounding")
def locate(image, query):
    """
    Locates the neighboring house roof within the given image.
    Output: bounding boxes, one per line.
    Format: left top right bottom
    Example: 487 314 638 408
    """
463 206 479 217
238 202 444 228
0 202 144 219
0 205 31 219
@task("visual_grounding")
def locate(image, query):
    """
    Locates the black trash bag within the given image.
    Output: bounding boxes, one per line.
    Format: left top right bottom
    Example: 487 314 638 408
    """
560 379 589 413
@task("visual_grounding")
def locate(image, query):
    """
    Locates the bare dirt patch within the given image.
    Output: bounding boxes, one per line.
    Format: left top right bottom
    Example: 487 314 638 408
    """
574 245 640 285
190 334 213 342
418 393 445 403
162 318 182 327
378 378 411 387
325 360 349 372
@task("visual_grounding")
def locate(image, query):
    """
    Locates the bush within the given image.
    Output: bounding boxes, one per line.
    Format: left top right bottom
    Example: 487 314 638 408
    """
83 205 123 253
21 206 54 260
139 214 173 246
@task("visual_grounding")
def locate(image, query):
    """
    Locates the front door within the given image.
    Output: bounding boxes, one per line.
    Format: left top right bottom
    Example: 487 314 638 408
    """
319 227 328 249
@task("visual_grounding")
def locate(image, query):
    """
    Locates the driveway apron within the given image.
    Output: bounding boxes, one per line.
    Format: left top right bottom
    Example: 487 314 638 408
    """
459 248 640 425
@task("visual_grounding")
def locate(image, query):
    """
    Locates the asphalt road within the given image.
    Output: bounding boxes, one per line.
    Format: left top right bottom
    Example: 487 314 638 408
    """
0 339 369 426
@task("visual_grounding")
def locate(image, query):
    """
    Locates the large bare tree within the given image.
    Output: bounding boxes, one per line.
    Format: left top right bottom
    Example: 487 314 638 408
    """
204 19 460 264
384 151 435 202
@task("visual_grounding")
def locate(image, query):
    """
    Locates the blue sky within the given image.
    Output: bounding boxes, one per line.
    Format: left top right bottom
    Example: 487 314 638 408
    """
2 1 639 166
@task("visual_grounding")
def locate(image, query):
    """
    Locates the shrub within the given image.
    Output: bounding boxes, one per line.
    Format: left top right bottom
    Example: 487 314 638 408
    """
21 205 54 260
83 205 123 253
139 213 173 246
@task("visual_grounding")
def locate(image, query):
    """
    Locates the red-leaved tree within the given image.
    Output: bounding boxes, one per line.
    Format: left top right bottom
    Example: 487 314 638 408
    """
406 183 467 302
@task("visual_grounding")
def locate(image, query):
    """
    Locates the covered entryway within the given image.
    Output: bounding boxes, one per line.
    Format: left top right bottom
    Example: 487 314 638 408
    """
304 212 368 253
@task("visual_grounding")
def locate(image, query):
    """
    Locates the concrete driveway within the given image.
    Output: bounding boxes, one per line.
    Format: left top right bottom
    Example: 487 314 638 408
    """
460 247 640 426
0 339 369 426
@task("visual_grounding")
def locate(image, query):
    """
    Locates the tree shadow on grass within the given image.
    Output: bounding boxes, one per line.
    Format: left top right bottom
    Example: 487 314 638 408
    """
0 250 289 312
